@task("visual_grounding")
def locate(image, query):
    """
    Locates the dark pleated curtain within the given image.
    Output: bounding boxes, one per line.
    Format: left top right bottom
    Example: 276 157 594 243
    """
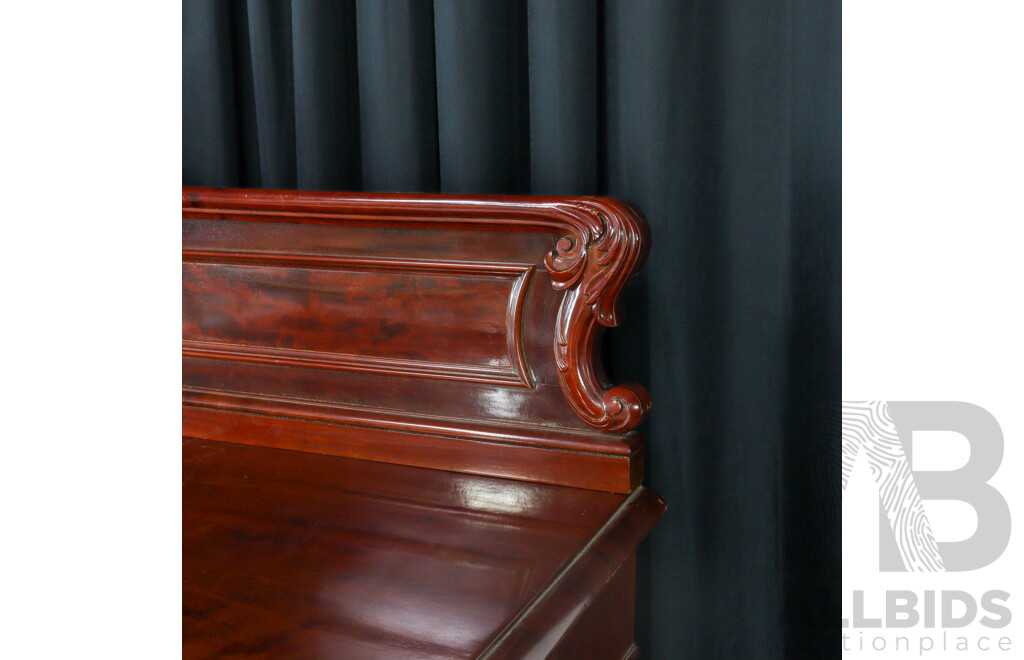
183 1 840 657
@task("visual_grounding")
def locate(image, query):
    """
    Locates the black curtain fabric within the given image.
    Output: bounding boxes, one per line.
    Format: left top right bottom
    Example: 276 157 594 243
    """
183 1 840 657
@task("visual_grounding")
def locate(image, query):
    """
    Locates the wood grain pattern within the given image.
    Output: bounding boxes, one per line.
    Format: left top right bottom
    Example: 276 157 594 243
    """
182 187 653 490
183 438 663 659
544 200 652 432
181 188 665 657
182 405 642 494
480 490 665 658
183 255 534 387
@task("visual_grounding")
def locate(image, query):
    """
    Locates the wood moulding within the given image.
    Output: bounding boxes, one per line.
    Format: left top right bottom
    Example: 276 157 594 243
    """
181 188 663 657
479 487 666 658
183 248 535 388
183 188 653 435
543 200 652 432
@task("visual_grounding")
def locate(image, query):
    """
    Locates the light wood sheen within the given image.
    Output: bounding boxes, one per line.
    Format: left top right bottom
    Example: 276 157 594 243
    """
182 188 664 658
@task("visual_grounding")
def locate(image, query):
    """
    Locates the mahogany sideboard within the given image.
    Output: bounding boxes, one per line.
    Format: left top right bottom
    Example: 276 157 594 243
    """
182 187 665 659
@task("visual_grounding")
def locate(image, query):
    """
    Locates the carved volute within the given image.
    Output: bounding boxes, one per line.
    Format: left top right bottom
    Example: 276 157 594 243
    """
544 200 652 432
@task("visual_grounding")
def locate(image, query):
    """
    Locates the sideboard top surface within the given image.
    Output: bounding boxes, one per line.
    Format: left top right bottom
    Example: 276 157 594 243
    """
183 438 664 658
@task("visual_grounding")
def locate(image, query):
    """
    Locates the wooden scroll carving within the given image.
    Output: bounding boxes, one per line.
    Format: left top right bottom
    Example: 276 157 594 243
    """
183 188 652 440
544 200 652 433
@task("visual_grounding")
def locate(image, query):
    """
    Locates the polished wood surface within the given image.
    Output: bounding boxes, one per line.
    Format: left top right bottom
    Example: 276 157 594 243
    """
184 438 664 659
183 406 641 494
182 188 663 657
183 188 650 492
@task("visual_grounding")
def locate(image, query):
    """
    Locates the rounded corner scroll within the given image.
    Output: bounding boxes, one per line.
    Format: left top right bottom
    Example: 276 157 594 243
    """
544 200 652 433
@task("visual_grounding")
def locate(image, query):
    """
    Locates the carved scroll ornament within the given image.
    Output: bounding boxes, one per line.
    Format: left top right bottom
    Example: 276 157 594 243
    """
544 200 652 433
183 187 653 435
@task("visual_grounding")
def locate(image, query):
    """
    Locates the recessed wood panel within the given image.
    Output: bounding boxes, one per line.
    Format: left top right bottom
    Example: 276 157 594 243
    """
182 187 653 491
182 256 534 387
181 188 664 658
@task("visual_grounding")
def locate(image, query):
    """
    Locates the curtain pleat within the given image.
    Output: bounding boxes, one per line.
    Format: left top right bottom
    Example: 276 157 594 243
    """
525 0 598 195
224 0 261 187
243 0 296 189
355 0 439 191
784 0 842 654
182 1 841 656
604 0 803 654
291 0 362 190
182 1 238 186
432 0 530 193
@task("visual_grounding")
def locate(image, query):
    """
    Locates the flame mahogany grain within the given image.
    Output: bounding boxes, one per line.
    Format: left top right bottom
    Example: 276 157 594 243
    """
183 439 665 659
182 188 664 658
183 187 652 491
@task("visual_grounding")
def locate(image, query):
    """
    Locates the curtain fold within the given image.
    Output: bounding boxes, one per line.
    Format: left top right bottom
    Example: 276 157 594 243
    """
355 0 439 191
244 0 297 188
291 0 362 190
182 1 840 657
432 0 531 193
525 0 598 194
182 1 238 186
